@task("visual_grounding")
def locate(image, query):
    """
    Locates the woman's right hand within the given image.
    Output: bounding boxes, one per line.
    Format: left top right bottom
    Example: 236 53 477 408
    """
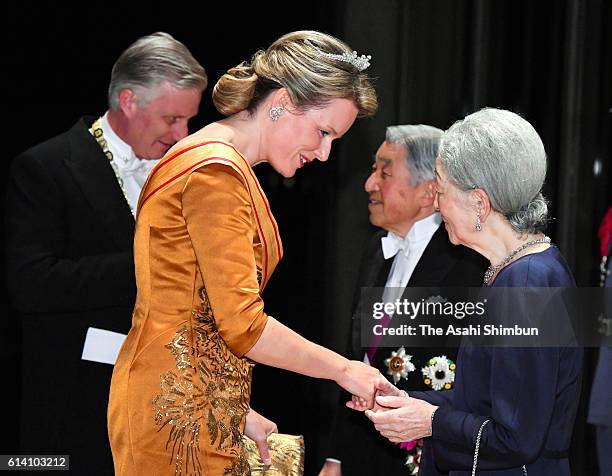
244 408 278 466
336 360 383 410
346 374 406 411
365 395 437 443
374 376 405 398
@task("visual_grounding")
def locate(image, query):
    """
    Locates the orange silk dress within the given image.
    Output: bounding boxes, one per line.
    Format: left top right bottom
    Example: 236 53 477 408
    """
108 139 283 476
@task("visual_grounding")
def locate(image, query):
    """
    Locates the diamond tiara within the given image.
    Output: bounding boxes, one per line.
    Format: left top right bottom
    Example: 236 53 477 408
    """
318 49 372 71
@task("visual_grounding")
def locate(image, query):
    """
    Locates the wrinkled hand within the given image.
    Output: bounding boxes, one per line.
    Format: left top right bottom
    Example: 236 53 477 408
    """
336 360 382 410
365 395 437 443
318 460 342 476
244 408 278 466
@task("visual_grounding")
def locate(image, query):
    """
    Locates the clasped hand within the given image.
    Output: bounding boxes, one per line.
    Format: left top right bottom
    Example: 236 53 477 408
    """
337 360 388 409
347 376 438 443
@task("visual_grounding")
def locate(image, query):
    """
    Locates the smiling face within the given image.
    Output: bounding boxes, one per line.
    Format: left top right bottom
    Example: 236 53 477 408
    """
365 141 433 236
264 97 359 177
434 161 476 246
124 82 202 159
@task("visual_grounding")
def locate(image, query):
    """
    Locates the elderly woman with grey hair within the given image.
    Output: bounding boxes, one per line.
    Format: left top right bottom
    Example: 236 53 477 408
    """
355 108 583 475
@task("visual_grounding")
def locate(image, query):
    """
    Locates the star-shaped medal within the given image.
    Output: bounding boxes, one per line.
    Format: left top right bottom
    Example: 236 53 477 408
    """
384 346 416 384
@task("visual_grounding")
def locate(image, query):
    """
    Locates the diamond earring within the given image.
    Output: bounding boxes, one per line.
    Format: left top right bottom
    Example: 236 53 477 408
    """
475 210 482 231
269 106 284 122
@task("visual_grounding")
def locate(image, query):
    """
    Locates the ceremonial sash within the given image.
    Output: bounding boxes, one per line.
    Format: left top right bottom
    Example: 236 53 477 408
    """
138 140 283 289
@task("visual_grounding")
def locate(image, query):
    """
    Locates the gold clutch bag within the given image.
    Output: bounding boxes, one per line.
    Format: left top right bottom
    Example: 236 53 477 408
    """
244 433 305 475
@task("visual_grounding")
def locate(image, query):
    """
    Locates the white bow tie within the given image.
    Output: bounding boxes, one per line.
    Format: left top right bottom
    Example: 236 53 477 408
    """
381 234 411 260
121 157 155 179
113 157 155 190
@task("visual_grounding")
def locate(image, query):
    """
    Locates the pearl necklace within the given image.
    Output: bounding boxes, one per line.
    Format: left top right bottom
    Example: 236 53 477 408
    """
483 236 551 286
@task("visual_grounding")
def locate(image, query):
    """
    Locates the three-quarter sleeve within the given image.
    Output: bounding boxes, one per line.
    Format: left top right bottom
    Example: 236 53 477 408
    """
181 163 268 357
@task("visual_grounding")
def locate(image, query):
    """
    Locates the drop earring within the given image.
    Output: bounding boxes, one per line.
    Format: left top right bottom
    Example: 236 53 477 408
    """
474 209 482 231
269 106 284 122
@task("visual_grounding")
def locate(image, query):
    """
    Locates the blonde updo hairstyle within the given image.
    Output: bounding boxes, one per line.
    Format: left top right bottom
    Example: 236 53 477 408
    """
213 30 378 118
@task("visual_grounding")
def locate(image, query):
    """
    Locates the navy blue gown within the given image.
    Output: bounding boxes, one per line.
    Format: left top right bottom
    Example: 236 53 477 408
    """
413 246 583 475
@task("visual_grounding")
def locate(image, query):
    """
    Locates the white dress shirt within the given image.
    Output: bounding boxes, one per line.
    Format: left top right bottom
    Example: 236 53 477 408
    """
362 212 442 363
382 212 443 299
326 213 442 466
95 112 160 215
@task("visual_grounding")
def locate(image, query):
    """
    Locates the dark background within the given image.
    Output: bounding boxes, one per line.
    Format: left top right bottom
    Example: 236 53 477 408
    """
2 1 610 475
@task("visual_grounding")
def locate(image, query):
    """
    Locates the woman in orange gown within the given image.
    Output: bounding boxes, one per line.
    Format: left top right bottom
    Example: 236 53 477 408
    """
108 30 381 475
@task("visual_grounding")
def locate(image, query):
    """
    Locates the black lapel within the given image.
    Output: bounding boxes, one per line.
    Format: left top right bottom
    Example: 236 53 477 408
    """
351 230 393 357
366 232 393 288
374 224 487 369
64 117 135 250
408 224 459 286
373 226 454 357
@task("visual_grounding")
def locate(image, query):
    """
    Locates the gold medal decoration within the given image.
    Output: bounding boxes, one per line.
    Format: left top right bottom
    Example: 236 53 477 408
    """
384 346 415 384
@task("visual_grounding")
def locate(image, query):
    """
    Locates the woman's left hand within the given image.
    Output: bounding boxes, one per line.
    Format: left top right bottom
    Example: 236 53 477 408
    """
365 395 437 443
244 408 278 466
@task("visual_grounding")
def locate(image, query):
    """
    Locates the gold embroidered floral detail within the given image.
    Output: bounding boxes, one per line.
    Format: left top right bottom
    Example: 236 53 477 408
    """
153 285 254 476
153 327 204 476
223 449 250 476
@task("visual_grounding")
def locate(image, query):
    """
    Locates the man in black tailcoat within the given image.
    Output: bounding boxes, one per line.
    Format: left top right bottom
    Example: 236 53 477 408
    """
4 32 206 474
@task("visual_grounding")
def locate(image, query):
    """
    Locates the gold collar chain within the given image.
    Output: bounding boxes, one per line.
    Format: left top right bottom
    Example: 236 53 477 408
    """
91 118 135 217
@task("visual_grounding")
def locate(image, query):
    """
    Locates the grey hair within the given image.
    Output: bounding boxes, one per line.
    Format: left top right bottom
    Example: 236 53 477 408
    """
438 108 548 233
385 124 443 186
108 32 207 110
